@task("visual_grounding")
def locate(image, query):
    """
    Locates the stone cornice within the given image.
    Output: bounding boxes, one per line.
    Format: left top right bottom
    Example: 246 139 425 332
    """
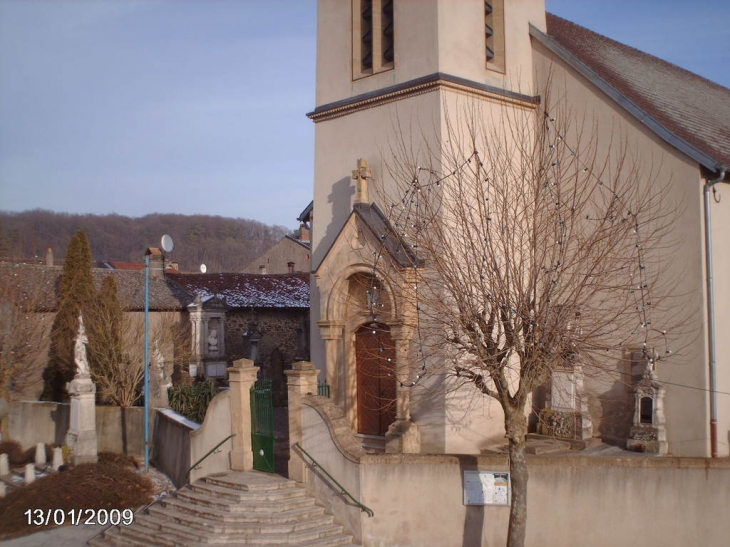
307 72 540 122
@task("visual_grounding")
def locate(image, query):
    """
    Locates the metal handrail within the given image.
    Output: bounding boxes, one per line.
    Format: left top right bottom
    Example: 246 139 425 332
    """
185 433 236 483
294 442 374 518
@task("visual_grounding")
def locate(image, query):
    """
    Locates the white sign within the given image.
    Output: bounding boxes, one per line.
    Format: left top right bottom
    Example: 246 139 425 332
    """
464 470 510 506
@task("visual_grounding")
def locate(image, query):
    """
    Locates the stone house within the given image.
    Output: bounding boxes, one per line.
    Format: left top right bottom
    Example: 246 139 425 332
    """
308 0 730 457
242 203 313 275
2 257 310 400
166 272 310 386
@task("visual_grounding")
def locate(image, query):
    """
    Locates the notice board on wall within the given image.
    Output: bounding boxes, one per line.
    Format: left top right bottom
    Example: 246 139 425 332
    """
463 470 511 506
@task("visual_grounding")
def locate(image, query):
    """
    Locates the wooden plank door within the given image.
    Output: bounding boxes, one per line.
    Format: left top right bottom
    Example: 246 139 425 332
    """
356 324 396 436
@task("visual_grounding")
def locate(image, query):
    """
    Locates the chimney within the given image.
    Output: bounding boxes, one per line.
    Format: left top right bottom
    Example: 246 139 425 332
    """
45 247 54 266
259 265 267 275
146 248 164 279
299 223 310 242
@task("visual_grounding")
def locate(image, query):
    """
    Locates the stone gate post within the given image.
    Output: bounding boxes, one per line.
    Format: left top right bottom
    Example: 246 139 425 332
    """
285 361 319 482
227 358 259 471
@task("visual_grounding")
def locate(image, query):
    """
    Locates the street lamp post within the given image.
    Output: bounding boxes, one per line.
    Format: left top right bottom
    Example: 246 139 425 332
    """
144 235 173 473
144 253 150 472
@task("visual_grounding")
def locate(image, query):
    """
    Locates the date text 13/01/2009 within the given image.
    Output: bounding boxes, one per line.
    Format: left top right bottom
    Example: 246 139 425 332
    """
24 508 134 527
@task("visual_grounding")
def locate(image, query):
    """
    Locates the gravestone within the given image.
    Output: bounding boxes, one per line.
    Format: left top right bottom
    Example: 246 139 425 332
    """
52 447 63 471
35 443 46 467
24 463 35 484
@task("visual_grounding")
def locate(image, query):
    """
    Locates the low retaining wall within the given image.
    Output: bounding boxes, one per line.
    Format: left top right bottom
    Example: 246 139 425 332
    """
152 390 233 487
298 396 730 547
8 401 151 459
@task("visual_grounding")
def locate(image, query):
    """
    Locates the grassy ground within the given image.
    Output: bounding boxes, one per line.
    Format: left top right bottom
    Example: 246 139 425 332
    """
0 452 155 540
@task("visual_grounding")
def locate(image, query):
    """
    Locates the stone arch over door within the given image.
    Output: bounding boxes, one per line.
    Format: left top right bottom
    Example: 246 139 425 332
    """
355 323 396 436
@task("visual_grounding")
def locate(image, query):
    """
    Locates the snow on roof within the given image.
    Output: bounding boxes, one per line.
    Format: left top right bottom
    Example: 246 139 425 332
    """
166 272 310 309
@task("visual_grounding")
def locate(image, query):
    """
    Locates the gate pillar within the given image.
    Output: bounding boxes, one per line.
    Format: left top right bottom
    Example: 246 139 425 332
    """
286 361 319 482
228 358 259 471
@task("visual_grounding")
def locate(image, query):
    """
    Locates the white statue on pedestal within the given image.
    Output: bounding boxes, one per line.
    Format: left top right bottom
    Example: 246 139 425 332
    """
74 315 90 378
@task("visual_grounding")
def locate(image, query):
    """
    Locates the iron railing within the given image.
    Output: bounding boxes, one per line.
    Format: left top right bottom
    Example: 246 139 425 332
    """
294 442 373 517
185 433 236 483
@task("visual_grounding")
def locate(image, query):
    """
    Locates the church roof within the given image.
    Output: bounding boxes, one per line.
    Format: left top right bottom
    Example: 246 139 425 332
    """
533 14 730 172
353 203 422 269
166 272 310 309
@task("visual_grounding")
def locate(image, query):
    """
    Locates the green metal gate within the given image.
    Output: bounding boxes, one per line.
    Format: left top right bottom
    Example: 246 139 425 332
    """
250 378 275 473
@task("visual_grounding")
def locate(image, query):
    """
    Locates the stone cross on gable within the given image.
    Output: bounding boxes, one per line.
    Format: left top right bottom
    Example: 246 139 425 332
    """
352 158 372 204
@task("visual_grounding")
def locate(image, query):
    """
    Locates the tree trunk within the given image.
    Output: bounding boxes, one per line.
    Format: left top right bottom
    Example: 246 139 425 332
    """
506 413 528 547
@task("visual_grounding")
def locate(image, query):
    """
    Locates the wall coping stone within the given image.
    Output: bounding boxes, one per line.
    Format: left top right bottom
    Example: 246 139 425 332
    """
359 452 730 469
303 395 365 464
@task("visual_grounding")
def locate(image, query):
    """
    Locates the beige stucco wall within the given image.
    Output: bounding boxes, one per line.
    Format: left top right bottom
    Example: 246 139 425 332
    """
359 454 730 547
299 391 730 547
709 184 730 456
302 403 364 541
188 389 233 483
532 41 711 456
315 0 546 107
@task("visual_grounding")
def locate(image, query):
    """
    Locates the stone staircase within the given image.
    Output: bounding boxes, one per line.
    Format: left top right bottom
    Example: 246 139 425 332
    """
89 471 360 547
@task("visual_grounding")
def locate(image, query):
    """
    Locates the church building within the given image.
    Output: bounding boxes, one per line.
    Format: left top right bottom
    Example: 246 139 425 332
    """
307 0 730 458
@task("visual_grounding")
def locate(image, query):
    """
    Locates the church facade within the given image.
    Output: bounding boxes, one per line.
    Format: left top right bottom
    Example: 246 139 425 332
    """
308 0 730 458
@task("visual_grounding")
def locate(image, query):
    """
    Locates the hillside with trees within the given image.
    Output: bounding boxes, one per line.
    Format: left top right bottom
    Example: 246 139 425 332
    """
0 210 291 272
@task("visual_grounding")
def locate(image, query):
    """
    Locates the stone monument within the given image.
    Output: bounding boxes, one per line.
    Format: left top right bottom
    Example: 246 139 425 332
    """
627 355 667 454
539 365 593 440
150 340 172 408
65 315 98 465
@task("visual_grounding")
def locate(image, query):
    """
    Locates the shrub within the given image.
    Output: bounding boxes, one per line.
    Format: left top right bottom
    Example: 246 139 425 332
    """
168 379 218 423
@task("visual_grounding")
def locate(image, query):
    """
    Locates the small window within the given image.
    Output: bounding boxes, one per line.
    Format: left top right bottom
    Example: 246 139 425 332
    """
485 0 504 73
353 0 395 79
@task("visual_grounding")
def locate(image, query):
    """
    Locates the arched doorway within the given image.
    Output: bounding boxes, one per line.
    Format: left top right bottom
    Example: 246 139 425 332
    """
356 323 396 436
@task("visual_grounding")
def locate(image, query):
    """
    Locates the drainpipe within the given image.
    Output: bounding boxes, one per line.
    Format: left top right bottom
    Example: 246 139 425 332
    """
704 168 727 458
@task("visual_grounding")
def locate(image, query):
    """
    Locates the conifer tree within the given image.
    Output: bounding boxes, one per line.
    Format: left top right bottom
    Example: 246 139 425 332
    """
42 230 95 401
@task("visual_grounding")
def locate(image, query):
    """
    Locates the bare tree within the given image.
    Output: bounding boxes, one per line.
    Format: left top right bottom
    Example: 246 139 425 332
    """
366 97 679 546
0 264 52 401
87 277 190 407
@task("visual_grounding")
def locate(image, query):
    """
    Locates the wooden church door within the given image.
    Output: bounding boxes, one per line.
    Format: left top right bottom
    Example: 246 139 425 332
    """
356 323 396 436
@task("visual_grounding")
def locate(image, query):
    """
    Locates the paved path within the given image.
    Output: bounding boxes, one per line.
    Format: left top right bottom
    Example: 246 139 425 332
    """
0 523 106 547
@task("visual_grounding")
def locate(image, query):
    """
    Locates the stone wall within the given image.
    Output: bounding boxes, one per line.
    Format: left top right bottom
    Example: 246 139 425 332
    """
152 409 195 487
296 396 730 547
7 401 151 460
225 309 309 374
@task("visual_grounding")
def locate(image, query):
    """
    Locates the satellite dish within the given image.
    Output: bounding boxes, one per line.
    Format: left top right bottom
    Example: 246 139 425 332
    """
161 234 174 253
200 264 207 273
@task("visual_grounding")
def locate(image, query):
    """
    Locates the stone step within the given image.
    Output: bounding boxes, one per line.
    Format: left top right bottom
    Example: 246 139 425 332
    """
167 489 316 516
188 523 345 545
94 471 359 547
147 501 327 532
297 536 361 547
192 480 307 502
111 521 202 547
204 471 297 492
136 508 335 536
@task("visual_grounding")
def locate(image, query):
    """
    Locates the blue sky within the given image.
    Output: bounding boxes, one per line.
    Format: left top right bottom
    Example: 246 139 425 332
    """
1 0 728 229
